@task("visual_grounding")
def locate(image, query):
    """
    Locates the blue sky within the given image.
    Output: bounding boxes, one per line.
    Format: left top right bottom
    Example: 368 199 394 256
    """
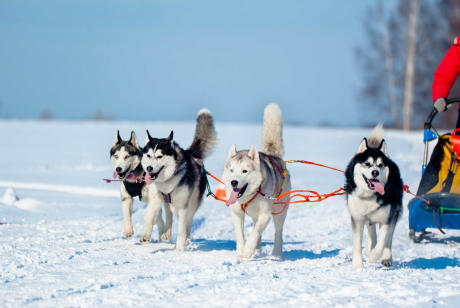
0 0 369 125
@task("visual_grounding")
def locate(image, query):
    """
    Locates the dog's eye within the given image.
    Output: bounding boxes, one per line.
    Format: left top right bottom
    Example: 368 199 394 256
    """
242 170 248 174
114 155 119 159
147 154 152 158
364 162 371 167
124 155 130 159
377 163 383 168
157 155 163 159
230 169 234 173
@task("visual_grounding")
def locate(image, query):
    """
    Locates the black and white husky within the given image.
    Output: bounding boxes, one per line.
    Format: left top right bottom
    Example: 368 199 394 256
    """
141 109 218 251
110 131 172 242
345 125 403 269
222 103 291 258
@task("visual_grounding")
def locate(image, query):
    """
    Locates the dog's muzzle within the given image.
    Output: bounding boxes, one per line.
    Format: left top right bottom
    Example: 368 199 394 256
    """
148 166 164 181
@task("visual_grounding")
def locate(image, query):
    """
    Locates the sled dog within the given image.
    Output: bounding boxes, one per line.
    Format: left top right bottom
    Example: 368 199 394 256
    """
141 109 218 251
222 103 291 258
345 125 403 269
110 131 172 242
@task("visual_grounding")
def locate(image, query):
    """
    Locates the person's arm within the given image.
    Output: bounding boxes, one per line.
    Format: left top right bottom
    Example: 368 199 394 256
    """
432 37 460 105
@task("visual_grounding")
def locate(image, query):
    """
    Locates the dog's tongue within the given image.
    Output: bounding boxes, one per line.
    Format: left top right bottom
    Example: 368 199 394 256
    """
226 189 239 206
144 173 153 185
113 172 118 179
370 179 385 195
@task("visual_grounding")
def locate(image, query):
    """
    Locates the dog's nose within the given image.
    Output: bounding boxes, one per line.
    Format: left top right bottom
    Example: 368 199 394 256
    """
231 180 238 188
146 166 153 172
116 167 122 173
372 170 379 177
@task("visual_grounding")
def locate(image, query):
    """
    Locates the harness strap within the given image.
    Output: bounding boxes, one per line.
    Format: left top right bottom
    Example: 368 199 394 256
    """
162 192 171 204
241 187 264 212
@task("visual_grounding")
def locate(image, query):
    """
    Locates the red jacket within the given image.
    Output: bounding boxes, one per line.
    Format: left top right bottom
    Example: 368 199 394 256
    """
432 37 460 102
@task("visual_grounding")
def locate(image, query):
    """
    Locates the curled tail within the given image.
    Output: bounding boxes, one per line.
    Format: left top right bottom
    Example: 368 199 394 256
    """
187 109 218 159
261 103 284 158
367 124 384 148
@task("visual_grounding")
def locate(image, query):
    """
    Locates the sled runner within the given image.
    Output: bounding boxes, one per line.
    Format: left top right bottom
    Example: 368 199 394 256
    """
409 98 460 241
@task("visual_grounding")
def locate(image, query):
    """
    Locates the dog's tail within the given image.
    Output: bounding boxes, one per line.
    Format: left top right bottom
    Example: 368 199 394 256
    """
367 124 384 148
261 103 284 158
187 109 218 159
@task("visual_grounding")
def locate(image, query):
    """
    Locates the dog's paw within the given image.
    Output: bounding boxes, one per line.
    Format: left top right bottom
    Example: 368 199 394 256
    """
160 229 171 242
381 259 393 267
241 247 255 259
352 260 363 270
139 234 151 243
124 229 134 238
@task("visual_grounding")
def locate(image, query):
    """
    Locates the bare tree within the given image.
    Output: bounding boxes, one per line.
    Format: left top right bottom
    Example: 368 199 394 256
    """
402 0 420 130
357 0 457 129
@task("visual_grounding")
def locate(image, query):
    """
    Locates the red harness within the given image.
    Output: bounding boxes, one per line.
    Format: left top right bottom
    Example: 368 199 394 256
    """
240 157 286 212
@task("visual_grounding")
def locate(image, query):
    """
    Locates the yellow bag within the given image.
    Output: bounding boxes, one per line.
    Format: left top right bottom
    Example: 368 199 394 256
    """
421 134 460 194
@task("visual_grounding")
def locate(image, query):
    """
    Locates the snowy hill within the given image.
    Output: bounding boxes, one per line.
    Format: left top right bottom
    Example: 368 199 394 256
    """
0 120 459 307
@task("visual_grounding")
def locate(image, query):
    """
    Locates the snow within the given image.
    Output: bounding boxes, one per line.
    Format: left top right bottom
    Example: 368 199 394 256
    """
0 120 459 307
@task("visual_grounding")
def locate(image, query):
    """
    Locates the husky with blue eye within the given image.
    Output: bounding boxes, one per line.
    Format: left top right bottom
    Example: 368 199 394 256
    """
345 125 403 269
141 109 218 251
110 131 171 242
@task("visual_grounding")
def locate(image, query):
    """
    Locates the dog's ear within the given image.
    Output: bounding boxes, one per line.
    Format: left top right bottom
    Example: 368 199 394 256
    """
145 130 153 146
248 145 260 168
227 144 237 161
379 139 388 156
167 131 174 143
129 131 140 150
356 138 368 154
113 130 122 146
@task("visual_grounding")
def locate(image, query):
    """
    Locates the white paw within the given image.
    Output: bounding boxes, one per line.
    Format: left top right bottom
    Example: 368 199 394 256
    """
368 251 380 263
160 229 171 242
241 247 255 259
352 259 363 270
124 228 134 238
139 234 151 242
175 244 185 252
381 259 393 267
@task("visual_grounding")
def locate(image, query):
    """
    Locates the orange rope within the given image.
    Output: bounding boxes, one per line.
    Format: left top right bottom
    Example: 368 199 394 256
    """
403 185 430 205
285 160 344 173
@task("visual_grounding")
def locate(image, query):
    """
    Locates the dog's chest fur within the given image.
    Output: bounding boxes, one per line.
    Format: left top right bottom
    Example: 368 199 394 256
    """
347 192 390 224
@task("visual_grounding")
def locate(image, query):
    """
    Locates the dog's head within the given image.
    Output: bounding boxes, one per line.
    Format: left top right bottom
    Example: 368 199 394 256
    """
222 144 263 205
110 131 141 180
348 138 389 195
141 130 178 183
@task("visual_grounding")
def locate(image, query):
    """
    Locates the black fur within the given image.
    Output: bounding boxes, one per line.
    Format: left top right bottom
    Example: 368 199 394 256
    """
110 141 141 157
345 147 403 223
143 135 206 199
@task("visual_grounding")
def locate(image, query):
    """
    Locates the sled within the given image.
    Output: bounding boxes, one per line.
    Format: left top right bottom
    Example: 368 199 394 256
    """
408 98 460 241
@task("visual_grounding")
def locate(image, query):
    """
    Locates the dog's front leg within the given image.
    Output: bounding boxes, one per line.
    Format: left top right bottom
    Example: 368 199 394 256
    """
175 207 188 252
139 194 163 242
368 223 390 263
161 203 173 242
381 220 396 267
242 206 270 258
351 217 364 269
121 184 134 238
366 223 377 258
231 206 245 257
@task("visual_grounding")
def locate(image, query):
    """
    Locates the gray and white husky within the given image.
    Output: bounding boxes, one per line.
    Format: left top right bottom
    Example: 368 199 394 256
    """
222 103 291 258
344 125 403 269
141 109 218 251
110 131 172 242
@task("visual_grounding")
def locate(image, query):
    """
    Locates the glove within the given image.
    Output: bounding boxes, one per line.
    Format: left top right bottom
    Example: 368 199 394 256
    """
434 97 447 112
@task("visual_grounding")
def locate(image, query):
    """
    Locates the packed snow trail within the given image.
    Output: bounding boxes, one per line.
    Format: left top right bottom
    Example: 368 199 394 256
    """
0 121 459 307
